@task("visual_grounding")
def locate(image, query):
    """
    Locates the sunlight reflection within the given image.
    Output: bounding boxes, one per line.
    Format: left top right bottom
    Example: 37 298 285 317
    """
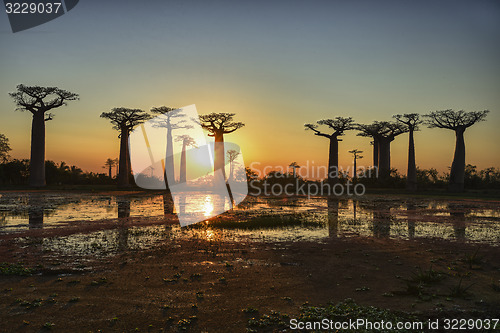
203 196 214 217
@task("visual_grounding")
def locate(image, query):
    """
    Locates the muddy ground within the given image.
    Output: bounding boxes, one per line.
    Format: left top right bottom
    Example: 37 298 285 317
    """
1 216 499 332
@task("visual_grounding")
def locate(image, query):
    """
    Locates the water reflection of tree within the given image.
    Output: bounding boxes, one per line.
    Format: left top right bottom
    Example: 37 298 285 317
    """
327 197 339 238
369 201 398 238
117 197 131 219
28 194 44 228
448 203 469 240
406 202 416 239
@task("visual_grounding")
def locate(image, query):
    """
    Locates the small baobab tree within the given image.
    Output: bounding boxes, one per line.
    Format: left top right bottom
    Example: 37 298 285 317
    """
9 84 79 186
101 108 150 187
103 158 118 178
175 135 197 183
357 121 408 180
424 109 489 192
348 149 363 180
227 149 241 182
305 117 355 185
393 113 423 191
289 161 301 178
151 106 191 187
199 113 244 180
0 134 12 163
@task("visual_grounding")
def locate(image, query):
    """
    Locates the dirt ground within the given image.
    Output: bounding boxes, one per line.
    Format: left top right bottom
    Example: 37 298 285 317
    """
1 217 499 333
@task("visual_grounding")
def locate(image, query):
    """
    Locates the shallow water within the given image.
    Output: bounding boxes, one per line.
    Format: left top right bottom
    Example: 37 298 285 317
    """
1 192 500 253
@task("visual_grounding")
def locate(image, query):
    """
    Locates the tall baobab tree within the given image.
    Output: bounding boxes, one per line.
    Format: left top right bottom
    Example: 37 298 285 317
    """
357 121 408 180
348 149 363 180
0 134 12 163
151 107 191 187
103 158 118 178
199 113 244 180
425 109 489 192
175 135 197 183
393 113 423 191
9 84 79 186
101 108 150 187
305 117 355 185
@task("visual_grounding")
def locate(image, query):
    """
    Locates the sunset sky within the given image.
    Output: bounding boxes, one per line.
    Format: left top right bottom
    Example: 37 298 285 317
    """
0 0 499 179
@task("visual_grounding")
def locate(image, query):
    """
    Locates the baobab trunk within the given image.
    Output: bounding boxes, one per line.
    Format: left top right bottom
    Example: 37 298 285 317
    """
406 129 417 191
180 141 187 183
165 127 175 187
328 136 339 184
449 127 466 192
378 138 391 180
372 138 379 168
118 128 130 187
108 165 112 178
213 131 226 180
29 112 46 187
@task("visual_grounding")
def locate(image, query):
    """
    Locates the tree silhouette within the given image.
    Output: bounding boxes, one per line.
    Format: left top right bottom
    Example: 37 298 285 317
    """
100 108 150 187
198 113 244 180
151 107 191 187
425 109 489 192
227 149 241 181
103 158 118 178
9 84 79 186
393 113 423 191
0 134 11 163
357 121 408 180
305 117 355 185
348 149 363 180
175 135 197 183
288 161 301 178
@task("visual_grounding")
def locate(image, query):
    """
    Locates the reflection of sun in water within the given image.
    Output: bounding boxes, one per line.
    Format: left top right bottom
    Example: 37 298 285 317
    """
203 196 214 217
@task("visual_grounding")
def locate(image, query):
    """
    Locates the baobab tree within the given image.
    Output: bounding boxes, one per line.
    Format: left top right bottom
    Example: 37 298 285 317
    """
425 109 489 192
175 135 197 183
393 113 423 191
0 134 11 163
103 158 118 178
9 84 79 186
289 161 301 178
357 121 408 180
151 106 191 187
348 149 363 180
305 117 355 185
227 149 240 181
198 113 244 180
100 108 150 187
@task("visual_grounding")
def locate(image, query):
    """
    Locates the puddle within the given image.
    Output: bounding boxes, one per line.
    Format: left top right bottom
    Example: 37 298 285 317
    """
1 192 500 259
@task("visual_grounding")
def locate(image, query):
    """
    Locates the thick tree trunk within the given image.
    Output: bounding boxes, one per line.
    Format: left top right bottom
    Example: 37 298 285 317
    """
449 127 466 192
29 112 46 187
118 129 130 187
327 136 339 185
378 137 391 180
373 138 379 168
406 129 417 191
214 131 225 179
180 141 187 183
108 165 112 178
165 126 175 187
